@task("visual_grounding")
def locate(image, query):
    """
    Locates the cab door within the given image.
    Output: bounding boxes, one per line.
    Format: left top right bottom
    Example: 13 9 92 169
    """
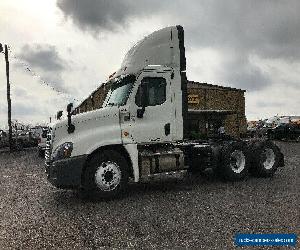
123 71 173 144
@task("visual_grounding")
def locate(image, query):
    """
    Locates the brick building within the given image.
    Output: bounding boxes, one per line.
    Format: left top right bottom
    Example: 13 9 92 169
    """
186 81 246 138
74 81 246 138
74 83 111 114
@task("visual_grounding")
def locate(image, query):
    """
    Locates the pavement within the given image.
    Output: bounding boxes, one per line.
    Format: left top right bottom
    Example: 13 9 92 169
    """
0 142 299 249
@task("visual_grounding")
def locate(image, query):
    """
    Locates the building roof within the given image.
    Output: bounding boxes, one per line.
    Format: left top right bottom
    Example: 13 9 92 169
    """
188 81 246 92
188 109 237 115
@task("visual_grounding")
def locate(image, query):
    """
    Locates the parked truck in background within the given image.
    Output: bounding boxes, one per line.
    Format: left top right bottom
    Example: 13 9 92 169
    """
45 26 284 198
37 127 49 157
268 123 300 141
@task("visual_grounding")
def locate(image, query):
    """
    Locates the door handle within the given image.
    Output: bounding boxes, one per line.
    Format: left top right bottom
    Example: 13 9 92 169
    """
137 107 145 118
164 123 170 136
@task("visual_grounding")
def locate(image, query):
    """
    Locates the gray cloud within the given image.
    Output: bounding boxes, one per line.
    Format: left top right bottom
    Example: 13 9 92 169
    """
12 103 40 117
17 44 69 93
256 101 284 108
183 1 300 61
219 53 271 91
0 104 6 114
57 0 300 60
13 87 28 98
18 44 67 72
57 0 167 33
56 0 300 92
57 0 130 32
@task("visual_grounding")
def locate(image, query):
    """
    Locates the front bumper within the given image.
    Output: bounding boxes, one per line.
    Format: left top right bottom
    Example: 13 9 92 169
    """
45 155 87 189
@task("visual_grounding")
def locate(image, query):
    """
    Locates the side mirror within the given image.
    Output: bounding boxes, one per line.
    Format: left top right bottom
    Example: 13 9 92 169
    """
67 103 75 134
67 103 73 113
57 111 63 120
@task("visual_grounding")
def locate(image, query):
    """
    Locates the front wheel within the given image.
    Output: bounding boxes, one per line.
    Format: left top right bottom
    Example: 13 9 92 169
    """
82 150 129 199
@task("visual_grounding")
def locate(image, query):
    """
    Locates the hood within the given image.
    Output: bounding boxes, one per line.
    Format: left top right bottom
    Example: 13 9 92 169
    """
53 106 118 129
51 106 121 155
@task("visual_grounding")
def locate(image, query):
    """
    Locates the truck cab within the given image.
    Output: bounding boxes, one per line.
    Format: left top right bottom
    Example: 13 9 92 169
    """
105 66 182 144
45 26 283 198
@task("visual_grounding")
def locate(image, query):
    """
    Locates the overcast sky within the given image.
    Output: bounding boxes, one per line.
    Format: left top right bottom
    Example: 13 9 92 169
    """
1 0 299 128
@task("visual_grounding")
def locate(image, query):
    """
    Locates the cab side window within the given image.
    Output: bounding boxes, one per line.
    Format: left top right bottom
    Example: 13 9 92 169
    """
135 77 166 107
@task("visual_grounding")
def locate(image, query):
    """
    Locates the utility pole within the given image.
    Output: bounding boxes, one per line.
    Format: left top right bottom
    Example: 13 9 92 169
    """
0 43 13 151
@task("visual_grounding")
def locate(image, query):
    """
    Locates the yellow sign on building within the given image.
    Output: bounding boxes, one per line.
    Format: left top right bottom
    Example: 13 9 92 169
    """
188 94 200 104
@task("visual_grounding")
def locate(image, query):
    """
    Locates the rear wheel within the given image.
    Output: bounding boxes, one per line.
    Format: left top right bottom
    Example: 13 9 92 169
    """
249 140 283 177
15 140 24 151
38 149 45 157
267 130 275 140
216 142 249 181
82 150 129 199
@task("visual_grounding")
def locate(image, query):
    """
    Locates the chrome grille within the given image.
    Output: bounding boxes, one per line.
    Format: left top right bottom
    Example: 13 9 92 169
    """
45 128 52 163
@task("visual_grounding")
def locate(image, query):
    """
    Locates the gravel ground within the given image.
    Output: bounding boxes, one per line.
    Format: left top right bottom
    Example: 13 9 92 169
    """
0 142 299 249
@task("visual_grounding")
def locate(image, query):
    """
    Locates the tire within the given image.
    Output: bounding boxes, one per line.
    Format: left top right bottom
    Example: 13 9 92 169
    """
188 146 220 176
38 149 45 158
267 131 275 140
249 140 283 177
82 150 129 199
216 142 249 181
188 156 209 175
187 167 210 177
16 140 24 151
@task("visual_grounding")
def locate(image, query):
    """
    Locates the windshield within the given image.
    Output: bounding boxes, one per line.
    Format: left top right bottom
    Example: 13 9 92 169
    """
104 74 136 107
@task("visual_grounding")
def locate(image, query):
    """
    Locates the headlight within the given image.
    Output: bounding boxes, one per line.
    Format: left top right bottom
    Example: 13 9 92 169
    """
52 142 73 161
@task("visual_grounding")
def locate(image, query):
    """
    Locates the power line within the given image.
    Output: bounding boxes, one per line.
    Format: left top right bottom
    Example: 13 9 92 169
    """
6 46 80 103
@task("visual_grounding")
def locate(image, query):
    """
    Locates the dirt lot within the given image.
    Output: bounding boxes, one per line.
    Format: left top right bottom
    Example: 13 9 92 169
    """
0 142 299 249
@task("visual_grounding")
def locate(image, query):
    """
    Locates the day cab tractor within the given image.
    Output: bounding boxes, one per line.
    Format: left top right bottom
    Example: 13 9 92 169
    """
45 26 284 198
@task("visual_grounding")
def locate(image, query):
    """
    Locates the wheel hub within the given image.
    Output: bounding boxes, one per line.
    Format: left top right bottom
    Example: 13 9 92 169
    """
262 148 275 170
95 161 121 191
230 150 246 173
104 171 114 183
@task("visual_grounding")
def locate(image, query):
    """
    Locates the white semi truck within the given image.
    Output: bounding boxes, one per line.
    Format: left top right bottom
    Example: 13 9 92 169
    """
45 26 284 198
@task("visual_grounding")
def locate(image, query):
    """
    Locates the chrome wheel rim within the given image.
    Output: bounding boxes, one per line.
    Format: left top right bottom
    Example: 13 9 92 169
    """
95 161 121 191
262 148 275 170
230 150 246 173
